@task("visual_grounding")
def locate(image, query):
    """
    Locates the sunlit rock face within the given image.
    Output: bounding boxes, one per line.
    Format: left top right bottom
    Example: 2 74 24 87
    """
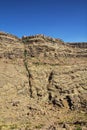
0 32 87 129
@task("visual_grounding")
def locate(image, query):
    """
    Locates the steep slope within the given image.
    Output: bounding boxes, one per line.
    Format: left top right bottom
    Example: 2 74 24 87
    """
0 32 87 130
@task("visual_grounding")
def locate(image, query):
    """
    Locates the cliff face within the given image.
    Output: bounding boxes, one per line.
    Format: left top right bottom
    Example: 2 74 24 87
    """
0 32 24 59
0 32 87 130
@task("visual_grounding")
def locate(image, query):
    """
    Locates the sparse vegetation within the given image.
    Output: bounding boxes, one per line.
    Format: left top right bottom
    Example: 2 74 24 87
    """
35 124 44 129
76 126 82 130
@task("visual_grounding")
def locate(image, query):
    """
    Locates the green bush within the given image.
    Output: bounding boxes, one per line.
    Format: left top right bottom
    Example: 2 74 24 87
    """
76 126 82 130
24 49 27 57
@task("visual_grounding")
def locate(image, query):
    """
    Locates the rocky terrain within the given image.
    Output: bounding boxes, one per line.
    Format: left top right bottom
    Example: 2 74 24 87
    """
0 32 87 130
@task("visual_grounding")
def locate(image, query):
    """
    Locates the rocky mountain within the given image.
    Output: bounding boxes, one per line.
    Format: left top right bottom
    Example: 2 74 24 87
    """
0 32 87 130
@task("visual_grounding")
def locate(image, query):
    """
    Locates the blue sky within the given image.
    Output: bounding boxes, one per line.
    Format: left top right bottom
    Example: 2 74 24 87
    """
0 0 87 42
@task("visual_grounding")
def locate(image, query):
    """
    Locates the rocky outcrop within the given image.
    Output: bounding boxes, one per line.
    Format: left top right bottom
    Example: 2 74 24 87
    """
0 32 24 59
0 32 87 129
22 34 64 44
67 42 87 48
22 35 87 66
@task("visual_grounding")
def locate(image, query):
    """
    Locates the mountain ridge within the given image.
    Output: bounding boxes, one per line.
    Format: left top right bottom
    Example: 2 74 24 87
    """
1 31 87 44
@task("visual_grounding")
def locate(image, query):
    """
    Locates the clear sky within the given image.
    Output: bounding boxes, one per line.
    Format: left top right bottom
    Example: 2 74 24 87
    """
0 0 87 42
